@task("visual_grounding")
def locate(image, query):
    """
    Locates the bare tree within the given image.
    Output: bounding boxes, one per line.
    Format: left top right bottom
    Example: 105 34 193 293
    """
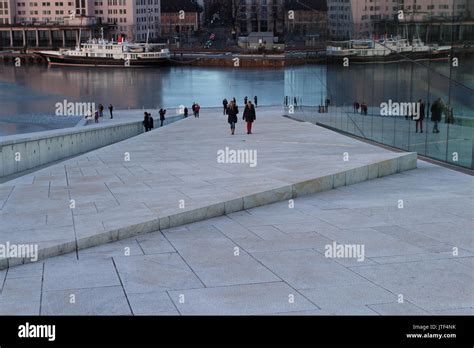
232 0 248 33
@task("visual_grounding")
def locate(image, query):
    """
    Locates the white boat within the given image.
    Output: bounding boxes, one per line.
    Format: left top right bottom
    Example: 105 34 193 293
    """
37 39 170 67
325 46 357 57
326 36 451 62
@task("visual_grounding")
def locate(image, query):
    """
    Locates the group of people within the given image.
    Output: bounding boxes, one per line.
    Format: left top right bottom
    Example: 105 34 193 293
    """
141 101 200 132
142 108 167 132
142 112 154 132
353 101 368 115
407 97 448 134
223 97 257 135
177 103 200 119
91 104 114 123
222 96 258 116
140 99 255 136
352 97 448 134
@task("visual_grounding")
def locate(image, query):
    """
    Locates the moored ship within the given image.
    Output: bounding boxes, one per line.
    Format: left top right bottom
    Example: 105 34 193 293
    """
37 39 170 67
326 36 451 63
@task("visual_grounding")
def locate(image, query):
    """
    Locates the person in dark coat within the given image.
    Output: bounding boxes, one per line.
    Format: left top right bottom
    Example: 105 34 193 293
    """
98 104 104 117
416 99 425 133
254 96 258 108
243 101 256 134
143 112 150 132
148 113 154 129
431 97 443 133
354 101 360 112
184 107 188 118
159 108 166 127
226 101 239 135
223 98 228 115
244 96 248 105
194 103 200 118
108 104 114 119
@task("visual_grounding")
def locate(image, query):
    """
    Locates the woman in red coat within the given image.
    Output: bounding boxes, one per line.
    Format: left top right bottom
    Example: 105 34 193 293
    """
243 101 256 134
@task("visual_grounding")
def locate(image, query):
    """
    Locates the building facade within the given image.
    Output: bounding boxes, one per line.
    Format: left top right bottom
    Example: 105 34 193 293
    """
327 0 471 40
233 0 285 35
0 0 161 43
285 0 327 37
160 0 201 37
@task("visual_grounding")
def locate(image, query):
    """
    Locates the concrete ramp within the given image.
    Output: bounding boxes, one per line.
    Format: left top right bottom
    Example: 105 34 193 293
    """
0 107 416 269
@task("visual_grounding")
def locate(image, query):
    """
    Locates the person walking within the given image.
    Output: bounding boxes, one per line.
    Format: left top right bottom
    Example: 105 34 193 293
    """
143 112 150 132
416 99 425 133
226 101 239 135
98 104 104 117
159 108 166 127
431 97 443 133
94 110 99 123
148 113 154 130
223 98 228 115
244 96 248 105
254 96 258 108
353 101 360 112
184 106 188 118
108 104 114 119
243 101 256 134
445 106 454 124
194 103 200 118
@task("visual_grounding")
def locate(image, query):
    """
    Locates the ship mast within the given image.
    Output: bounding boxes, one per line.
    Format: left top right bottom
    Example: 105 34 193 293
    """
146 8 152 44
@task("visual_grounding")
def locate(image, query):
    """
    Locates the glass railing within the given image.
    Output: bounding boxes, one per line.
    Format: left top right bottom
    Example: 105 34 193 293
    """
284 0 474 170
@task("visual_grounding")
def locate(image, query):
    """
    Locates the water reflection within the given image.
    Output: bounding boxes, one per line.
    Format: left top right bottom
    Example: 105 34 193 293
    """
0 65 285 118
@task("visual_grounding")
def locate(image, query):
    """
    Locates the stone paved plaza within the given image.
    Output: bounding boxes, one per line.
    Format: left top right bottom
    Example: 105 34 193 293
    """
0 160 472 315
0 107 472 315
0 107 415 267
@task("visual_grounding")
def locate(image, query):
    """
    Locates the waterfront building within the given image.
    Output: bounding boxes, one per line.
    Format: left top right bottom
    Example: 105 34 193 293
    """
284 0 327 45
327 0 473 40
160 0 202 38
0 0 162 47
233 0 285 35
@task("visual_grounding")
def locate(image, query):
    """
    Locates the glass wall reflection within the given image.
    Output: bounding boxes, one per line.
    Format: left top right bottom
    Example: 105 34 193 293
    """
287 0 474 169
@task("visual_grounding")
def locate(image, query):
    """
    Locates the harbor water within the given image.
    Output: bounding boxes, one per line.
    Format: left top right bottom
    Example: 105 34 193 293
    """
0 58 473 136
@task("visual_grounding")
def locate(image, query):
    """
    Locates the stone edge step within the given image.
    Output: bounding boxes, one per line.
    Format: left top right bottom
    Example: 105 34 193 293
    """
0 152 417 270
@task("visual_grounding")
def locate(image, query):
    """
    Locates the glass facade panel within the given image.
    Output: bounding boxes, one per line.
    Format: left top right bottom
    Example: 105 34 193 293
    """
287 0 473 169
